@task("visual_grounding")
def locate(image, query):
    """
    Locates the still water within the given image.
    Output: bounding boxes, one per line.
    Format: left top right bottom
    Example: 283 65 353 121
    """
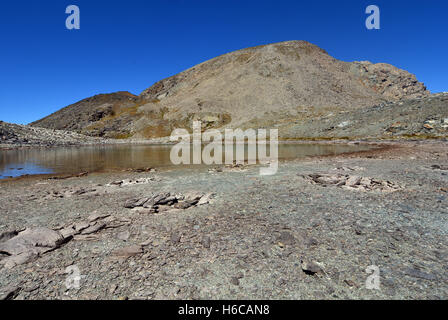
0 143 373 179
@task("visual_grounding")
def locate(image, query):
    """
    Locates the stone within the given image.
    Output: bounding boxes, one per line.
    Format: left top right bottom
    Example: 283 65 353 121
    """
360 177 372 186
103 217 130 229
170 233 181 244
0 227 64 256
124 197 149 209
117 231 131 241
71 188 96 196
277 231 296 245
74 234 100 241
404 268 437 281
139 239 152 247
156 195 177 206
344 279 356 287
174 194 185 201
157 205 172 212
81 222 106 235
0 230 19 243
130 167 154 173
74 221 90 232
301 260 323 275
201 236 211 248
112 245 143 258
59 226 78 239
1 252 37 269
137 208 157 215
0 286 21 300
230 277 240 286
124 191 213 212
345 175 362 187
198 192 215 205
305 237 319 247
173 200 198 210
304 173 401 192
24 285 40 293
148 193 171 206
309 174 343 185
109 284 118 294
88 212 111 222
431 164 448 170
184 191 204 201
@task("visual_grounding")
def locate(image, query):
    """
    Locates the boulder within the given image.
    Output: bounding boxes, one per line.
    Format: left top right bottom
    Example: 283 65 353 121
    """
0 227 64 256
0 228 65 269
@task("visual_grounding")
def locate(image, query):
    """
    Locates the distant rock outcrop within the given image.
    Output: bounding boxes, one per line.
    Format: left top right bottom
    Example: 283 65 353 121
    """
0 120 103 147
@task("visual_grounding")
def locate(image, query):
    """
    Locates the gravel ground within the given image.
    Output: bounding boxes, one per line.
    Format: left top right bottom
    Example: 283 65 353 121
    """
0 141 447 300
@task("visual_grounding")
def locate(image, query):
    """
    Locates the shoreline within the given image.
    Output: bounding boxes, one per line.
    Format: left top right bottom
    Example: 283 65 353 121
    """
2 136 447 150
0 140 394 182
1 139 446 182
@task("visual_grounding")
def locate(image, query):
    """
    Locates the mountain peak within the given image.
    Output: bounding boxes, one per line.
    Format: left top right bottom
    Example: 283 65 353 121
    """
32 41 430 139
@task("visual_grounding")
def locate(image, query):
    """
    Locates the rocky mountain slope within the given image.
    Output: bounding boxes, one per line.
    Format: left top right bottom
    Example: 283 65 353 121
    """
30 40 437 140
30 92 138 139
282 93 448 140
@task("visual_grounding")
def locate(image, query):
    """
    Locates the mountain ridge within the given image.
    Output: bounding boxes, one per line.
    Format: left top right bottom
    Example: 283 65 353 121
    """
30 40 434 139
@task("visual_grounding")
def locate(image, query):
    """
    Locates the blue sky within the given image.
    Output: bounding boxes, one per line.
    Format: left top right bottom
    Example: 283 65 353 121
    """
0 0 447 124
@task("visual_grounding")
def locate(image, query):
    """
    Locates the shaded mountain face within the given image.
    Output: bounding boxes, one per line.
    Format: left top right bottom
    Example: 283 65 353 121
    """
31 41 430 139
30 91 139 138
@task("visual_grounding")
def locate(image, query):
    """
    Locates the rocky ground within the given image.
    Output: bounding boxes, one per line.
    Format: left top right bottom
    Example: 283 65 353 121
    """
0 121 107 148
0 141 447 300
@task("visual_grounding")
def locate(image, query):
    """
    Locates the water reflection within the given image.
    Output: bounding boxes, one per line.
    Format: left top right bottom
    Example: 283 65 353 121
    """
0 143 372 179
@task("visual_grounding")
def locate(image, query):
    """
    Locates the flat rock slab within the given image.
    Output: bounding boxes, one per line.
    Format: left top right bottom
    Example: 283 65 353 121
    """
302 173 401 192
124 191 215 213
0 214 124 269
111 245 143 259
0 227 64 256
0 227 65 269
0 286 21 300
